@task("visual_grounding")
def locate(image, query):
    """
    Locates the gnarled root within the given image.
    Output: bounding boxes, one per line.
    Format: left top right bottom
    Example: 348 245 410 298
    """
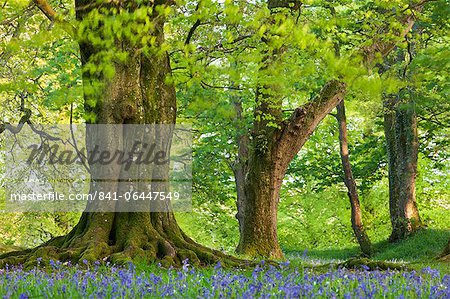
0 212 248 269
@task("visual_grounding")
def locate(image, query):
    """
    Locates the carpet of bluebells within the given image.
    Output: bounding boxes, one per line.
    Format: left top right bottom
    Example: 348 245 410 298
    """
0 259 448 298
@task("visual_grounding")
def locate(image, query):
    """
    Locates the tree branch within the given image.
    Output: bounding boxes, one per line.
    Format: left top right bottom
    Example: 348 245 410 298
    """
185 19 201 45
200 80 243 90
0 108 32 135
362 0 428 67
34 0 57 21
276 80 346 168
33 0 76 38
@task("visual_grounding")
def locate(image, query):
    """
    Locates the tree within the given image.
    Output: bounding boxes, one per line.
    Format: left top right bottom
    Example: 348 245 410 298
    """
0 0 243 267
235 0 428 258
330 16 372 256
172 0 351 258
384 94 422 242
234 0 350 259
335 100 372 256
236 78 345 258
382 0 449 242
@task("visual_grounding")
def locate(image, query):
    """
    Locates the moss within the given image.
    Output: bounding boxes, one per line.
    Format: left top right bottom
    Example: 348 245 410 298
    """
80 242 111 262
237 243 284 261
109 252 133 265
0 244 23 255
160 256 174 268
192 249 218 265
438 255 449 263
341 258 407 271
177 249 201 265
33 246 60 261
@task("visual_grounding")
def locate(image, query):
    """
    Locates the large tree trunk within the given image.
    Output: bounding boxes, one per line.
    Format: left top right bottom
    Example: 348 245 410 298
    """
236 132 284 258
336 100 372 256
236 80 346 258
233 0 346 259
0 0 243 268
233 0 423 258
384 97 421 242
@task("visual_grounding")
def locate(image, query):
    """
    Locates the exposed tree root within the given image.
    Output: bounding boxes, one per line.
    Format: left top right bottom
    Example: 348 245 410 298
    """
0 244 24 255
0 212 250 269
340 258 408 271
439 255 450 262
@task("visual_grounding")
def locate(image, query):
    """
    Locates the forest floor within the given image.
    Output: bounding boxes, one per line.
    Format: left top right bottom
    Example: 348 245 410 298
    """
284 228 450 274
0 229 448 298
0 256 447 298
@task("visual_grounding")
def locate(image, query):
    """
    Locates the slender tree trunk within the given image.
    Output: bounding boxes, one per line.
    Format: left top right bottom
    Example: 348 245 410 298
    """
231 98 250 244
335 100 372 256
384 97 421 242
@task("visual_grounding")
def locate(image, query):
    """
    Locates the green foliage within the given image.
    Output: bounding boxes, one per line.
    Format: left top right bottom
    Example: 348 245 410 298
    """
374 229 450 262
0 0 83 124
0 212 80 248
286 116 387 193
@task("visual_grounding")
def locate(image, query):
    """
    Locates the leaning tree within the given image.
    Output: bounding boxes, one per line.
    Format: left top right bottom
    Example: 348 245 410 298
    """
173 0 431 258
233 0 427 258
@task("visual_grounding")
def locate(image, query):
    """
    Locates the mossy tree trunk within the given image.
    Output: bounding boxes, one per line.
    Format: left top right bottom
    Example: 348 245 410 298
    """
384 97 421 242
335 100 372 256
0 0 244 268
232 0 346 259
236 80 346 258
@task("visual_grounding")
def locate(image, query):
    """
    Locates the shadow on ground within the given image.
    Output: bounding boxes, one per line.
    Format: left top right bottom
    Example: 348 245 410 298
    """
283 228 450 263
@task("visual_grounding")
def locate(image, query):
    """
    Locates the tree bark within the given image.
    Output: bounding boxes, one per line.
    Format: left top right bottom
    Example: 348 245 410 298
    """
236 80 346 258
335 100 372 256
233 0 423 258
0 0 244 268
231 98 250 245
384 97 421 242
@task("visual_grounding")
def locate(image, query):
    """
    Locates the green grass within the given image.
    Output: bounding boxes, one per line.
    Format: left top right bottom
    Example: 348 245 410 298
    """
372 229 450 262
284 228 450 274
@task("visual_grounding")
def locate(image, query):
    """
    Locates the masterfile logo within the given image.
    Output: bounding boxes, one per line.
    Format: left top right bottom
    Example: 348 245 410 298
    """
1 124 192 212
